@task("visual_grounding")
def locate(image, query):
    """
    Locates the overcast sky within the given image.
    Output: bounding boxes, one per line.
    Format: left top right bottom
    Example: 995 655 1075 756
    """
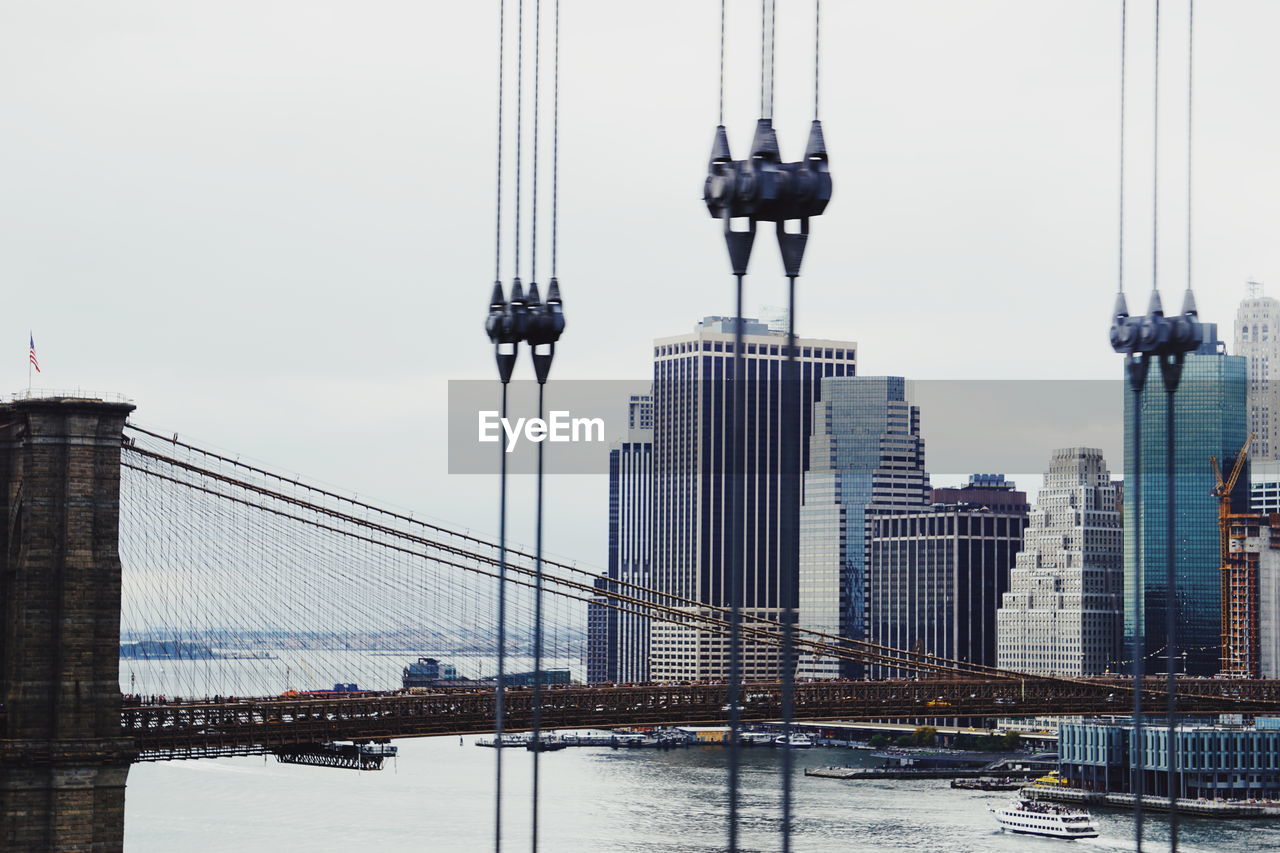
4 1 1277 569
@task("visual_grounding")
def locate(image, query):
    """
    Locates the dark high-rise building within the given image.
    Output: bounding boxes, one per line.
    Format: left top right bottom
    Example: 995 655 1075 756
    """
586 575 617 684
868 477 1029 678
1124 322 1248 675
931 474 1030 512
588 394 652 684
649 316 856 682
797 376 931 679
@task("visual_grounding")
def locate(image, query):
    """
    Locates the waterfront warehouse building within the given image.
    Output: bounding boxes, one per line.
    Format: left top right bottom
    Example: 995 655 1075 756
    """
867 477 1029 678
1059 719 1280 800
996 448 1123 676
1124 322 1248 675
1235 281 1280 462
797 376 930 679
649 317 856 682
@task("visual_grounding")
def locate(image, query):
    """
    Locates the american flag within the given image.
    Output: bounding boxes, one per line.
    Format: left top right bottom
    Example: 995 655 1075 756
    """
28 334 40 373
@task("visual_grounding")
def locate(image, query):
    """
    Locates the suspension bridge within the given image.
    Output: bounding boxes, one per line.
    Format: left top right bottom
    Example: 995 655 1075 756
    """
2 0 1269 850
2 395 1278 849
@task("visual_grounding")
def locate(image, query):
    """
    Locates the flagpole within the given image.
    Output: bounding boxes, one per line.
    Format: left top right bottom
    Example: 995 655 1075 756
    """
27 333 32 394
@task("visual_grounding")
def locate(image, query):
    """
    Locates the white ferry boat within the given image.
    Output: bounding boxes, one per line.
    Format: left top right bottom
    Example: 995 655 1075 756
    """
990 800 1099 839
773 734 814 748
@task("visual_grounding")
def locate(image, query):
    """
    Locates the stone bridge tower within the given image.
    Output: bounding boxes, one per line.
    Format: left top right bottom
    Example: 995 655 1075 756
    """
0 396 136 852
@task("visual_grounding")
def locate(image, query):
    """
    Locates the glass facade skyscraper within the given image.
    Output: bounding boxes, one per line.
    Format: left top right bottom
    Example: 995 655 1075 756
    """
797 376 930 679
1124 322 1248 675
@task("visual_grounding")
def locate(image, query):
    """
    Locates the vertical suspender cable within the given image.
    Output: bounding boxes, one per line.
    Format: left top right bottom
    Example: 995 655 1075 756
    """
494 380 511 853
495 0 505 285
726 9 755 850
767 0 777 119
1115 3 1148 847
531 383 546 851
1186 0 1194 296
759 0 767 118
491 2 509 850
727 278 745 853
1151 2 1183 845
531 0 541 288
1118 0 1126 300
529 1 545 849
1130 357 1147 853
1165 373 1180 848
813 0 820 120
552 0 560 281
1151 0 1160 298
514 0 524 284
719 0 726 126
781 275 797 853
1166 0 1198 845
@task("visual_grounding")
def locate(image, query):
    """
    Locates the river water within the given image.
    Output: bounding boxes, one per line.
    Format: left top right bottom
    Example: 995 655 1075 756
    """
124 735 1268 852
120 652 1266 851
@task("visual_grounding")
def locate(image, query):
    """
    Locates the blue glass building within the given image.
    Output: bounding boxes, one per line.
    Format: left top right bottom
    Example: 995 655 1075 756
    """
1124 322 1248 675
797 376 930 678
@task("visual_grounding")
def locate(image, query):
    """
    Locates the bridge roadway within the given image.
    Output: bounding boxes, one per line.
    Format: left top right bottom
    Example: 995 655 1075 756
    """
124 677 1280 761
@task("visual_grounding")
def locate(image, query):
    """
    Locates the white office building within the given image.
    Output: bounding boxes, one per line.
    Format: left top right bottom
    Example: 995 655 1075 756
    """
996 447 1123 676
1235 281 1280 462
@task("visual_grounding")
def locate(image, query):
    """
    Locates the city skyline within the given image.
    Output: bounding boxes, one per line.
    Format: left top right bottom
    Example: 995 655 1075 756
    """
6 2 1280 577
6 3 1280 850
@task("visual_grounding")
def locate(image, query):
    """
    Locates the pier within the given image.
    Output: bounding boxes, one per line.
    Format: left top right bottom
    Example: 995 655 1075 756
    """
1023 784 1280 818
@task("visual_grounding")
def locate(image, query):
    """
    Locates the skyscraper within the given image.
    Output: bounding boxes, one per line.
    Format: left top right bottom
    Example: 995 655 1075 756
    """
797 376 930 679
649 316 856 682
1235 281 1280 461
996 448 1123 676
868 476 1029 678
588 394 652 684
586 575 617 684
1124 322 1248 675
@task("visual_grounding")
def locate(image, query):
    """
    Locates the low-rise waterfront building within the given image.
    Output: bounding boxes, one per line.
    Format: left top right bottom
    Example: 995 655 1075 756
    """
1059 718 1280 800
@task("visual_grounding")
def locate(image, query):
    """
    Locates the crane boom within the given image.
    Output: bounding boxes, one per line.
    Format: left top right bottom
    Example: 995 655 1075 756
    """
1216 434 1256 676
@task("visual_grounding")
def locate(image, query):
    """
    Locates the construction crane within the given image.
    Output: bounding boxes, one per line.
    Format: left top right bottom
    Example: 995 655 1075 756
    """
1211 433 1255 676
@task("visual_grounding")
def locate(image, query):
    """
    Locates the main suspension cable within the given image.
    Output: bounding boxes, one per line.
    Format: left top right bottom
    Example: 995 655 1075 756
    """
123 435 1148 685
123 439 1259 709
